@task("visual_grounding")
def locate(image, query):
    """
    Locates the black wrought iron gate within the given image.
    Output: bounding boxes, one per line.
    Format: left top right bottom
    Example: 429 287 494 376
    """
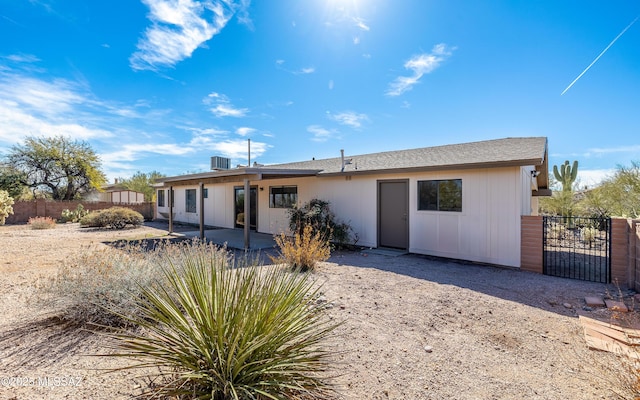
543 216 611 283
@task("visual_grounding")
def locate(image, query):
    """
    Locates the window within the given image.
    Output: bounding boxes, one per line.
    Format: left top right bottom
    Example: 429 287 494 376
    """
203 188 208 198
418 179 462 212
269 186 297 208
157 190 165 207
186 189 197 213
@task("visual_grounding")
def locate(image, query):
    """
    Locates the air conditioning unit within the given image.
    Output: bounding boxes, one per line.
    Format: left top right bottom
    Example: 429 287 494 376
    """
211 156 231 170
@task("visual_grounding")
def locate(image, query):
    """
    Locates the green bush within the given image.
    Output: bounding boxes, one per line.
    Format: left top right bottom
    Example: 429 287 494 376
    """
106 243 338 399
60 204 89 223
80 206 143 229
288 199 353 246
0 190 14 225
28 216 56 229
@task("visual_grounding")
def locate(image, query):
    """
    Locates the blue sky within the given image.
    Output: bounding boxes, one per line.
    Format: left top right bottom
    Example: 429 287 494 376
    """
0 0 638 187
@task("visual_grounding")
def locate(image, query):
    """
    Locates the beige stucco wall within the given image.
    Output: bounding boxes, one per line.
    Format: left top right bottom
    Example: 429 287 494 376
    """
158 165 533 268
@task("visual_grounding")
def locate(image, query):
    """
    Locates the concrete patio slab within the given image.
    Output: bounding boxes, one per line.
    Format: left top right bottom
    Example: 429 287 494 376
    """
173 228 277 250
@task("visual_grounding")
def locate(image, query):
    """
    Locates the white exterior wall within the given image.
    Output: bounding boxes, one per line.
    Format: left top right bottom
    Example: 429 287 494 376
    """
407 167 523 267
157 165 535 268
254 176 375 240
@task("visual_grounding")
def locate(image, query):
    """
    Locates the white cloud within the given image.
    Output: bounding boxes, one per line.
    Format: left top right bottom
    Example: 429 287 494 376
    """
353 36 360 45
4 54 40 63
578 169 616 188
185 126 229 145
353 17 369 31
386 43 454 96
209 139 268 160
0 75 86 116
586 145 640 155
130 0 251 71
275 60 315 75
0 71 114 145
211 104 248 117
328 80 334 90
328 111 369 129
236 126 255 136
307 125 336 142
204 92 249 118
100 143 193 171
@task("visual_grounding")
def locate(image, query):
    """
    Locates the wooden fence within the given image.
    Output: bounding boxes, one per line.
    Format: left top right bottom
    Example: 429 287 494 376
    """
5 199 155 224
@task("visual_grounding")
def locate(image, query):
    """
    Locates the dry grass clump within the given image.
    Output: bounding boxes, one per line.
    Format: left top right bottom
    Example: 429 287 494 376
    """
37 240 183 327
271 224 331 272
28 216 56 229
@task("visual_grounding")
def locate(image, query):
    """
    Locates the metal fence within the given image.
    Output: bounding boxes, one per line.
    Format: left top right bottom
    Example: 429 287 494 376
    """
543 216 611 283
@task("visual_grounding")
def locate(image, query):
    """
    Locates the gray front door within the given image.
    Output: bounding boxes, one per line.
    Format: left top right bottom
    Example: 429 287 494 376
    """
378 180 409 249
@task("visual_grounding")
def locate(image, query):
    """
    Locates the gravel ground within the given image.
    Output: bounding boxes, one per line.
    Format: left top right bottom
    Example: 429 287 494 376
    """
0 222 635 399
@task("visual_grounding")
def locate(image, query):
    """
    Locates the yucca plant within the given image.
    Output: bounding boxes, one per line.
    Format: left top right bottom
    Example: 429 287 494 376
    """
106 243 338 399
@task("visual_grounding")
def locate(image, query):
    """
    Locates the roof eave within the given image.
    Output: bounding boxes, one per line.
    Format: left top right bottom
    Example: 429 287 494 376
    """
318 158 546 177
157 168 322 186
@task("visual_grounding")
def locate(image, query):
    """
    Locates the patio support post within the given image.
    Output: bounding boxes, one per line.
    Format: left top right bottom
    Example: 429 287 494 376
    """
244 178 250 250
199 182 204 240
169 185 173 234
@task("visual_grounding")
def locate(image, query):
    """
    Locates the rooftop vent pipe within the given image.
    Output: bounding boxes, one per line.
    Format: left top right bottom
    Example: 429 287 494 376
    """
340 149 352 172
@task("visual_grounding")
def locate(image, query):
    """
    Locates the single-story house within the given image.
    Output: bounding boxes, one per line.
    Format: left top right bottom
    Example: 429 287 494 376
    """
155 137 550 268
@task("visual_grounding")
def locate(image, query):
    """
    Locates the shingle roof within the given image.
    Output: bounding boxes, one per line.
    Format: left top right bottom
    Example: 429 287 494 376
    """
270 137 547 175
158 137 548 187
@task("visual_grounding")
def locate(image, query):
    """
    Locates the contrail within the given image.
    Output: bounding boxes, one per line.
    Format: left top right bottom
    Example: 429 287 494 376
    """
561 14 640 95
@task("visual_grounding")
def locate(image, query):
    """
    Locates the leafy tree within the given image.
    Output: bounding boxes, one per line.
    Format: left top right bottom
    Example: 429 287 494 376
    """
119 171 165 202
584 161 640 218
0 165 27 199
6 136 106 200
539 188 578 217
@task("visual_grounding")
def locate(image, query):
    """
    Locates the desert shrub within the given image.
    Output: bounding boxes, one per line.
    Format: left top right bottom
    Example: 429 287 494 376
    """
549 223 566 240
80 207 143 229
60 204 89 223
28 216 56 229
288 198 353 246
271 224 331 272
37 242 176 327
580 226 598 244
106 244 338 399
0 189 14 225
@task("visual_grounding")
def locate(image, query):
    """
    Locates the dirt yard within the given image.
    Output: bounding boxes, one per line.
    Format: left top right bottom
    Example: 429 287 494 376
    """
0 222 635 399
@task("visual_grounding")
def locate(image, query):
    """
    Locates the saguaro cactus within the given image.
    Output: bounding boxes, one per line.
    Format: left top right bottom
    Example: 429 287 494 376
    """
553 160 578 192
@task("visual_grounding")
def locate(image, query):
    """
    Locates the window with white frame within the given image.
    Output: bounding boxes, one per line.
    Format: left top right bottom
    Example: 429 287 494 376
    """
418 179 462 212
269 186 297 208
